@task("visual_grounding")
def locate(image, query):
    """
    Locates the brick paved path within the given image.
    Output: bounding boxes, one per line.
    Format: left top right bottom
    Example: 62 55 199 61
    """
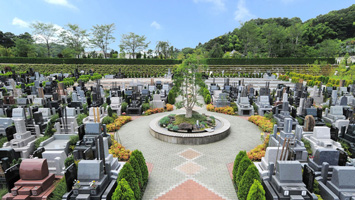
117 98 262 200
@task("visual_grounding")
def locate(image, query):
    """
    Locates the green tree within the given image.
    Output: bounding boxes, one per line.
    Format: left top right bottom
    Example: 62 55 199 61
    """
131 150 149 186
61 48 76 58
118 163 141 200
239 21 261 56
59 23 88 58
309 60 321 75
262 23 280 57
174 54 204 118
31 22 58 57
287 22 304 57
236 157 252 186
112 178 136 200
90 23 116 58
13 38 36 57
238 165 261 200
129 155 143 189
119 32 150 59
247 180 266 200
318 39 341 57
208 43 224 58
232 151 247 183
155 41 170 59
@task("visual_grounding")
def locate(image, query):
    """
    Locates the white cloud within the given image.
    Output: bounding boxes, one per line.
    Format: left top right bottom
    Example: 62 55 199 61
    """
193 0 226 11
234 0 255 22
150 21 161 30
12 17 30 28
44 0 77 9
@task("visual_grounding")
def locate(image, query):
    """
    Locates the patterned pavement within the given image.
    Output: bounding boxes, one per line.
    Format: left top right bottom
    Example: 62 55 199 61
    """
116 98 262 200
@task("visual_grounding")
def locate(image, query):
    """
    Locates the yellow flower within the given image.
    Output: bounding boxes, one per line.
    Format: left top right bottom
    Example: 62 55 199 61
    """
260 132 264 136
77 181 80 183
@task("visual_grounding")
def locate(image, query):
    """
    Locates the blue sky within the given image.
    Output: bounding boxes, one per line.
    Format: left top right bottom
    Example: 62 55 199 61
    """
0 0 354 51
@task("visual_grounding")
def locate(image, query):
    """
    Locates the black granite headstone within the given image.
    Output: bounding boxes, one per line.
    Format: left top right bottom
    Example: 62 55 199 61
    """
64 163 77 192
5 125 16 142
4 164 20 192
33 147 45 158
302 164 315 193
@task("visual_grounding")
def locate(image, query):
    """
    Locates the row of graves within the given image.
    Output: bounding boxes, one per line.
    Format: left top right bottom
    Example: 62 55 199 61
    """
251 80 355 199
0 68 164 199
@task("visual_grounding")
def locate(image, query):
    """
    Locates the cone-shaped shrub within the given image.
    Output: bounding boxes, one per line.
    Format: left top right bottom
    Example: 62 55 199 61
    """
118 163 141 200
238 164 261 200
236 157 252 187
247 179 266 200
233 151 247 182
131 150 149 186
112 178 136 200
129 155 143 189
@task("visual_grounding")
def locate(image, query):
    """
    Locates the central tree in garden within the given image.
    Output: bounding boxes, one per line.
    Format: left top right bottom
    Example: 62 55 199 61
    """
174 55 204 118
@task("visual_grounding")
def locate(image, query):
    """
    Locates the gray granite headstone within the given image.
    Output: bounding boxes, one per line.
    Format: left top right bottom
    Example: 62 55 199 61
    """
339 96 348 106
85 123 101 135
313 149 339 166
330 166 355 188
331 90 338 105
77 160 104 181
275 161 302 183
295 125 303 141
284 118 293 133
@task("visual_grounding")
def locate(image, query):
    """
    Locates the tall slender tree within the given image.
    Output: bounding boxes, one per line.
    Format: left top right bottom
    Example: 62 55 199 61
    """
31 22 58 57
90 23 116 58
59 23 88 58
119 32 150 59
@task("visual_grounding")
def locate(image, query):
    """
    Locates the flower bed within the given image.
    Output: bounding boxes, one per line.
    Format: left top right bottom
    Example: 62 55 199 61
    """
144 104 174 115
247 134 270 161
109 138 131 161
106 116 132 132
248 115 274 133
206 104 235 115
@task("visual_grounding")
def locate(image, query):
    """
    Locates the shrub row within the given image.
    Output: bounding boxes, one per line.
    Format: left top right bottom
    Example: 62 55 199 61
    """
232 151 266 200
247 134 270 161
206 104 235 115
0 57 182 65
106 116 132 132
206 58 335 65
113 150 149 200
282 72 353 87
248 115 274 133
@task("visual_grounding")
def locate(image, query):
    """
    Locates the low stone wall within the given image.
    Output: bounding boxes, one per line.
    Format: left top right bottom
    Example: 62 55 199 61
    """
149 115 231 145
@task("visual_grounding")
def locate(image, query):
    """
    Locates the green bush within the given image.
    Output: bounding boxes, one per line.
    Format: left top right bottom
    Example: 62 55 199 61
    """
204 94 211 104
76 113 88 126
34 136 50 149
131 150 149 186
172 125 179 131
129 155 143 189
238 165 261 200
232 151 247 183
118 163 141 200
69 135 79 145
0 136 7 148
102 116 114 125
83 103 88 115
230 102 238 112
44 114 59 136
246 179 266 200
168 90 176 105
167 124 173 129
108 106 113 117
64 155 75 168
49 177 67 200
0 187 8 198
0 57 182 65
236 157 252 187
121 102 128 113
142 103 150 111
159 116 170 126
112 178 136 200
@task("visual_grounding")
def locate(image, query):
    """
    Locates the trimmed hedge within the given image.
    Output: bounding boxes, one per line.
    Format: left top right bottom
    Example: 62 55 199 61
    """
232 151 247 183
0 57 181 65
131 150 149 186
117 163 141 200
129 155 143 190
238 165 261 200
236 157 253 187
112 178 136 200
206 58 336 65
247 179 266 200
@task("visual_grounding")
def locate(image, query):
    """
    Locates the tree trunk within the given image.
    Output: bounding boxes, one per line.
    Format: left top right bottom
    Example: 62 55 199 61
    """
185 107 193 118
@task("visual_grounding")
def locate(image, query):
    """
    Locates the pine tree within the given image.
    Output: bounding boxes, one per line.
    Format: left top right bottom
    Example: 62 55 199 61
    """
238 165 261 200
247 180 266 200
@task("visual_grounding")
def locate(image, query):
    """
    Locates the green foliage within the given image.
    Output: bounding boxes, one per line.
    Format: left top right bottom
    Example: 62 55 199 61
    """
34 136 50 149
233 151 248 183
230 102 238 112
69 135 79 145
108 106 113 117
168 90 176 105
159 116 171 126
44 114 59 136
102 116 115 125
236 157 252 186
118 163 141 200
131 150 149 186
238 165 261 200
246 179 266 200
121 102 128 113
172 125 179 131
64 155 74 168
76 113 88 126
11 158 22 167
49 177 67 200
0 187 8 198
112 178 136 200
174 112 207 125
129 155 143 189
0 136 7 148
142 103 150 111
167 124 174 129
302 138 312 155
296 117 304 125
340 141 353 157
83 103 88 115
208 43 224 58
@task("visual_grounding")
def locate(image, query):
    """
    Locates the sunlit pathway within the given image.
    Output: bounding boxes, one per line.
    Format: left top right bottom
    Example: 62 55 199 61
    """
116 98 262 200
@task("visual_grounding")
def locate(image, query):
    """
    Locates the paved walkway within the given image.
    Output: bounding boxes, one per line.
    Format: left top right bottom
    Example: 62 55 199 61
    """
116 99 262 200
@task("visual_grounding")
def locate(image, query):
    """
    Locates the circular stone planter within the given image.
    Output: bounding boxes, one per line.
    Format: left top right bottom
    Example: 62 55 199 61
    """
149 114 231 145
